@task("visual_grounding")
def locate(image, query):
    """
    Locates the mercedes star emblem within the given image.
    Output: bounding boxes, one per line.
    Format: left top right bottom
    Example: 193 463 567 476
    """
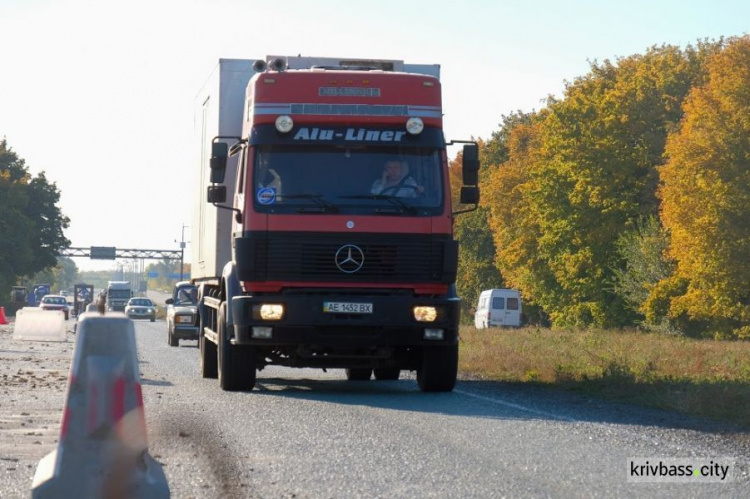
335 244 365 273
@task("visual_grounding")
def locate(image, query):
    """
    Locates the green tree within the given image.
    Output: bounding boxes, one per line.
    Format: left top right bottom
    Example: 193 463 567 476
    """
52 257 79 292
0 139 69 306
659 36 750 338
145 259 186 291
611 216 675 328
455 207 502 323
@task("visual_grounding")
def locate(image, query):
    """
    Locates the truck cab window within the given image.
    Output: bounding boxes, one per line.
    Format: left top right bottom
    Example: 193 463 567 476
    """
251 145 443 216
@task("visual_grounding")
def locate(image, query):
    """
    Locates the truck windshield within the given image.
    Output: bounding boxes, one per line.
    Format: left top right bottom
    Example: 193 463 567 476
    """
251 145 444 215
108 290 131 299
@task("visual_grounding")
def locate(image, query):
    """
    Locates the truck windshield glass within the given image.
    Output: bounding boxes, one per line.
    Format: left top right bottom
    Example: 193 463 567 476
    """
251 145 444 215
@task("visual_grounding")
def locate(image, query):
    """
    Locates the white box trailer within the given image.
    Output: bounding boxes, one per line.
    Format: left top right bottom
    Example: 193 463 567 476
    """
191 59 255 282
191 56 440 283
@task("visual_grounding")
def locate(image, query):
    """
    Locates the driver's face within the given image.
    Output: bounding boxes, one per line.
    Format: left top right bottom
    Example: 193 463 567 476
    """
384 161 401 181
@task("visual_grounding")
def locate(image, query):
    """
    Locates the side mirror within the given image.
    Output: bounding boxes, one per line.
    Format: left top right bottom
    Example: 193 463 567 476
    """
207 185 227 204
165 298 174 305
210 142 228 184
462 143 479 186
460 186 479 205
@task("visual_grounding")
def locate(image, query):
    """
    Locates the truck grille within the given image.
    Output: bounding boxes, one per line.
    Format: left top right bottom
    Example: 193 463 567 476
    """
237 232 455 283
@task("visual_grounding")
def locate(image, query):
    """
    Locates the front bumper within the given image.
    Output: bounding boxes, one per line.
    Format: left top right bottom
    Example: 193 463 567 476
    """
231 292 460 348
127 311 155 320
173 324 199 340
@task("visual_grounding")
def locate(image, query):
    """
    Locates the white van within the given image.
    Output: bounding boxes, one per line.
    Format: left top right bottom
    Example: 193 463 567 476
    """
474 289 522 328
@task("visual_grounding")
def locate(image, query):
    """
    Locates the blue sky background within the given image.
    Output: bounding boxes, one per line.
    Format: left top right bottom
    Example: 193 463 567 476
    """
1 0 747 270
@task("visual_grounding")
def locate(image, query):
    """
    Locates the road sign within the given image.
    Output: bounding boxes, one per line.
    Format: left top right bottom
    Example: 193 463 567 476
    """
89 246 116 260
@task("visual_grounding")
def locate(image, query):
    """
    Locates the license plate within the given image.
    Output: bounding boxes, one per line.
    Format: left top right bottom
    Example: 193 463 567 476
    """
323 302 373 314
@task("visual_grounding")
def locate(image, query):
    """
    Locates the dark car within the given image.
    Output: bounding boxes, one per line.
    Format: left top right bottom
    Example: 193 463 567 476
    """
39 294 70 320
165 282 198 346
125 297 156 322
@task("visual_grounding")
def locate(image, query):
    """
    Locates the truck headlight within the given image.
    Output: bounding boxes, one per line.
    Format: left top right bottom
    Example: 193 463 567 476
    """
254 304 284 321
413 306 437 322
177 315 193 324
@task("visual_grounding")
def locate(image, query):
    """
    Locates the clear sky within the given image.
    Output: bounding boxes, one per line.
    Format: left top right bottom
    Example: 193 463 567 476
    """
1 0 747 271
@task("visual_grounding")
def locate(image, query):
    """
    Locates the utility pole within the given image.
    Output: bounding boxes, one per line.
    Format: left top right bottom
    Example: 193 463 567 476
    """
178 224 189 281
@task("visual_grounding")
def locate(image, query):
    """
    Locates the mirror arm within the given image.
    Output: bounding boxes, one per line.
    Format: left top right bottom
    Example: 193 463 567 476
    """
451 203 478 216
229 139 248 157
212 135 243 147
212 202 243 224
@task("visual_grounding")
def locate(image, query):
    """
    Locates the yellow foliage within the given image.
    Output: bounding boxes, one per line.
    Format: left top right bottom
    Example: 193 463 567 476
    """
658 36 750 330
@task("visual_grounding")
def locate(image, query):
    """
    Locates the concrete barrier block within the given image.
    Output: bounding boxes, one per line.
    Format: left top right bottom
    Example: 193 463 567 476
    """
31 314 169 498
14 307 66 342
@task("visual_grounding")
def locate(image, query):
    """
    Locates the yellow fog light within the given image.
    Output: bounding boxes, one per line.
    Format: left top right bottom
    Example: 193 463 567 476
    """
255 304 284 320
413 306 437 322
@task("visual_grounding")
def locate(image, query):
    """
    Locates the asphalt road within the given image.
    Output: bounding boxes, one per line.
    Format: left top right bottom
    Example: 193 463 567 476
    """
1 317 749 498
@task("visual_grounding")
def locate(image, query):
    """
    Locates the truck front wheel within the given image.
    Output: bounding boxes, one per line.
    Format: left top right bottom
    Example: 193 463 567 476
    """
217 302 256 391
417 344 458 392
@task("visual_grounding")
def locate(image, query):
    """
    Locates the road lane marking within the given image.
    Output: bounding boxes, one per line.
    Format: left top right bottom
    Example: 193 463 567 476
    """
455 389 577 422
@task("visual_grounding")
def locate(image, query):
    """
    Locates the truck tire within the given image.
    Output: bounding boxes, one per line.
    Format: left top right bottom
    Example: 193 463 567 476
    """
345 368 372 381
417 344 458 392
374 368 400 380
217 302 256 391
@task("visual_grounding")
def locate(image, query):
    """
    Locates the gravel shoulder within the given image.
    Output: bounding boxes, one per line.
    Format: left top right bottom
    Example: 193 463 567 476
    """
0 319 74 497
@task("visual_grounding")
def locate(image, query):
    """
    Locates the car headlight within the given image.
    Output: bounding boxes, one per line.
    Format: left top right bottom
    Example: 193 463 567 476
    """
176 315 193 324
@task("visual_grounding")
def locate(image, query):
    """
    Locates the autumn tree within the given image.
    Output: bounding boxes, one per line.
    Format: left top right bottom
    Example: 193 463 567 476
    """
452 113 535 323
510 44 717 327
0 140 70 306
658 36 750 338
484 116 555 324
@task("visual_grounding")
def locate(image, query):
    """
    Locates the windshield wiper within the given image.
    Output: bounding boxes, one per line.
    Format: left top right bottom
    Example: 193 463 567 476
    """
281 193 339 213
339 194 418 214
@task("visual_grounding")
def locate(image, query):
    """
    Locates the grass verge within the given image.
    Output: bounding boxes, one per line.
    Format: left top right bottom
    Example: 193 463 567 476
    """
458 326 750 427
